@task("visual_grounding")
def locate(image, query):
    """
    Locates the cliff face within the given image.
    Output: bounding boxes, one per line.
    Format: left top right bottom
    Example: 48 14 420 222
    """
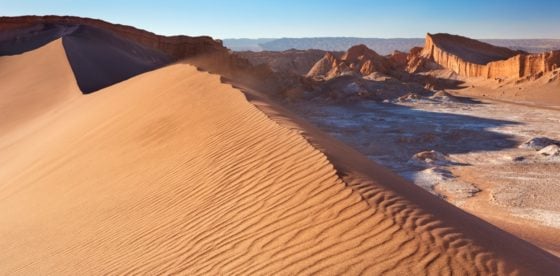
0 16 225 59
419 33 560 79
306 44 392 79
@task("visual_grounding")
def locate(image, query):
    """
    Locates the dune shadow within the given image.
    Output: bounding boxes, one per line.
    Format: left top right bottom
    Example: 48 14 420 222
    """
0 24 67 56
62 25 172 94
0 23 173 94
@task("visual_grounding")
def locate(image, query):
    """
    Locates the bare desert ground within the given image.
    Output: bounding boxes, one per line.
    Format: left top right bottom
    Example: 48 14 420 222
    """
289 91 560 255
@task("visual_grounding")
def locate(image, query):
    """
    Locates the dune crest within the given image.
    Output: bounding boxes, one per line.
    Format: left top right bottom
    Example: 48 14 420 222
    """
0 39 79 136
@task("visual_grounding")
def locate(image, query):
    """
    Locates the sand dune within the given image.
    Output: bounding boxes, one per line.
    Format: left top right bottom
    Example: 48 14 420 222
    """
0 39 79 137
1 41 559 275
0 18 173 93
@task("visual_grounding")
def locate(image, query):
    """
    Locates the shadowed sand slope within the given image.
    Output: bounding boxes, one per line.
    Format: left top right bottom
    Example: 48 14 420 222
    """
61 25 171 93
0 23 77 55
0 22 171 93
0 46 559 274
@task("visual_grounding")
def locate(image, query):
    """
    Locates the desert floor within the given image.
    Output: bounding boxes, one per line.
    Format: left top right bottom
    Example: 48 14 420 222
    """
289 92 560 255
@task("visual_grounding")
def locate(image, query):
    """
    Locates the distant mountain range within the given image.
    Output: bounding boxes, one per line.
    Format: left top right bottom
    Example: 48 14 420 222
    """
223 37 560 55
220 38 276 52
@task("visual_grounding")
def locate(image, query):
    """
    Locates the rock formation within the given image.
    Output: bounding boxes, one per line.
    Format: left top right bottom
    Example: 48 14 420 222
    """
406 46 440 73
539 144 560 157
306 44 392 79
415 33 560 79
306 52 340 79
388 50 408 69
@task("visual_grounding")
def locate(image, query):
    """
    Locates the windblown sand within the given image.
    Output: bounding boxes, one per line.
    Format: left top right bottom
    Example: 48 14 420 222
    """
0 40 559 274
0 39 79 135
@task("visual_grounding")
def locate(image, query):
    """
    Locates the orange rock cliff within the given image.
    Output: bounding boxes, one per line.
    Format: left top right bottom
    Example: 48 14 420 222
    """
419 33 560 79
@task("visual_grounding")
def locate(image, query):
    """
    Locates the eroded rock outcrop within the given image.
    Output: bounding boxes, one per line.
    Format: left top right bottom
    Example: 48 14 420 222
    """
306 52 340 78
307 44 392 79
388 50 408 69
416 33 560 79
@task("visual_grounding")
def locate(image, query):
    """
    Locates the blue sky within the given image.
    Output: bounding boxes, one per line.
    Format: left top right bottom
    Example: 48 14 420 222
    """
2 0 560 39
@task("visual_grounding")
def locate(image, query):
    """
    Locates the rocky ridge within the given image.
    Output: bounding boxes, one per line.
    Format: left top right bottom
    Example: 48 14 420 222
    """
306 44 394 79
418 33 560 79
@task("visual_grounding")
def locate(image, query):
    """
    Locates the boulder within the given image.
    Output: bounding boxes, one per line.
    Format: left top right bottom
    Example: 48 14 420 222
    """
409 150 451 166
519 137 560 150
538 144 560 156
429 90 461 102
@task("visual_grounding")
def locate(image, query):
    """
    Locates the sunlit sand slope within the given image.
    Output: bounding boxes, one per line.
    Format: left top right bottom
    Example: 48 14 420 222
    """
0 39 79 135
